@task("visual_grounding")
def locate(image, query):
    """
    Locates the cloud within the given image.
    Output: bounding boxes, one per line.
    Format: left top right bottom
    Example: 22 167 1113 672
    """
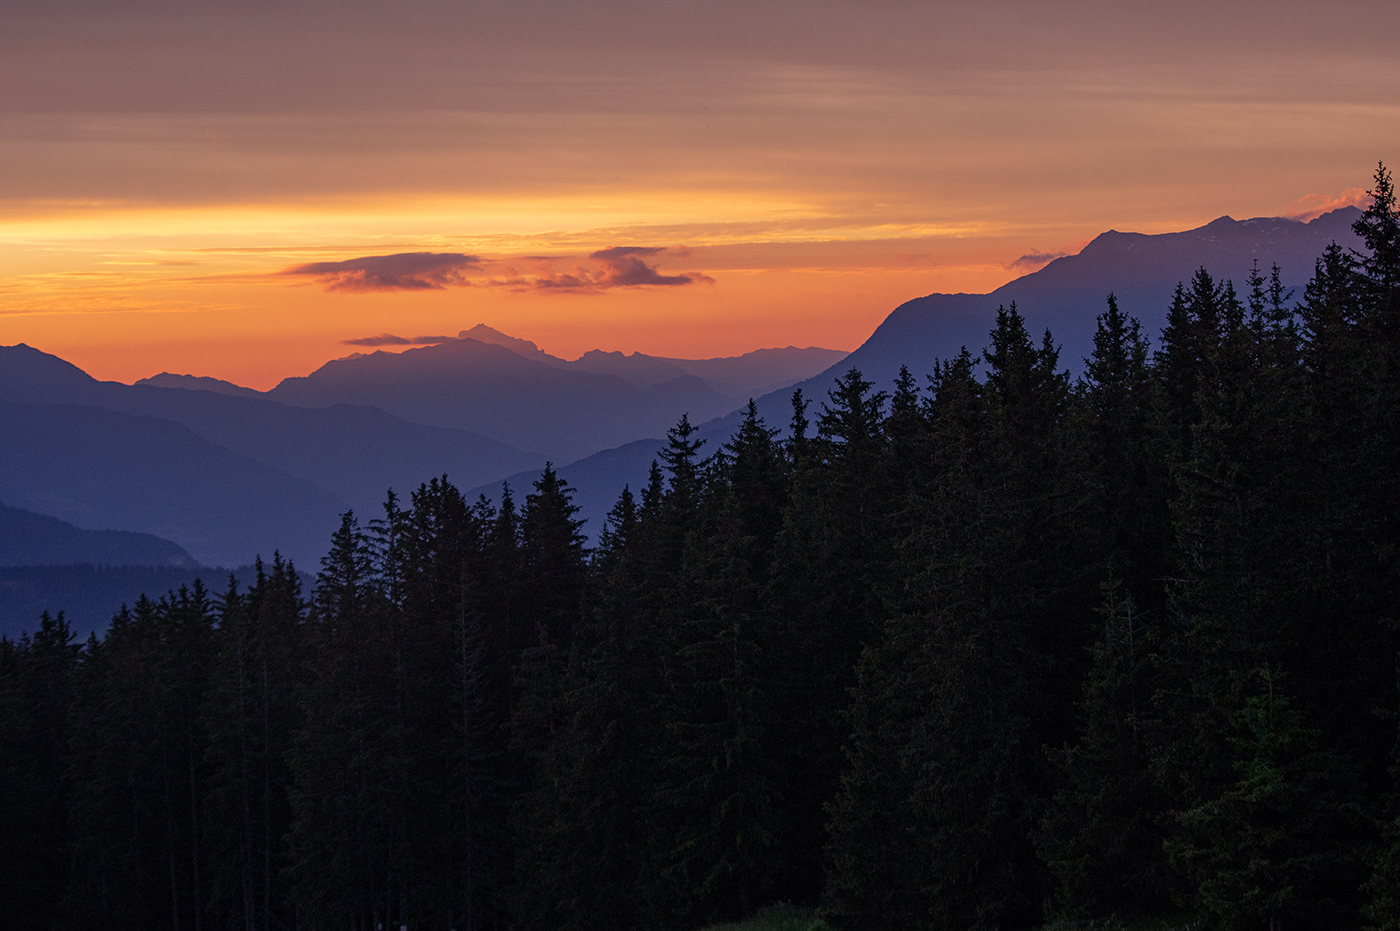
281 248 710 294
1007 251 1068 271
1284 188 1369 222
282 252 480 292
483 246 714 292
589 246 666 260
341 333 456 346
587 246 714 288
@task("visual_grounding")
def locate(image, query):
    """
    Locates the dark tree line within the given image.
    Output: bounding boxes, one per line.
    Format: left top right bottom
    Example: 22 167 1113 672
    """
6 166 1400 931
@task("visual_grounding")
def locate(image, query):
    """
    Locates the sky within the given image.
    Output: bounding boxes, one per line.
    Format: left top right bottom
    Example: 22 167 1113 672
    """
0 0 1396 389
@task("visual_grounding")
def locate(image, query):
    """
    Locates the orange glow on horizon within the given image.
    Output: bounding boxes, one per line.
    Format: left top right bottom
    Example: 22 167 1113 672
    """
0 192 1098 388
1 1 1396 387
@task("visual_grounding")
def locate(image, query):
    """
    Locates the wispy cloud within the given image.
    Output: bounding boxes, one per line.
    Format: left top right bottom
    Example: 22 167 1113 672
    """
281 252 480 292
1284 188 1369 222
1006 251 1068 271
340 333 456 347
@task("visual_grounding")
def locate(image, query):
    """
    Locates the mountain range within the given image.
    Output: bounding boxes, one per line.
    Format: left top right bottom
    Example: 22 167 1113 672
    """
265 328 845 462
0 205 1367 577
0 338 843 567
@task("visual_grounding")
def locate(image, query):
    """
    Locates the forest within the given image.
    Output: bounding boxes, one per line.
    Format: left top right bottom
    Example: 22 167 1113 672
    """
4 167 1400 931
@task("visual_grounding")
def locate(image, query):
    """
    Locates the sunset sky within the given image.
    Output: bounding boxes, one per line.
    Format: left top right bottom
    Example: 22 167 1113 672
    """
1 0 1396 389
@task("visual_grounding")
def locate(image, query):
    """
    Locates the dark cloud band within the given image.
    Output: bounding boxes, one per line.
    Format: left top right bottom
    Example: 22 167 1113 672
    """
283 252 480 292
284 247 712 295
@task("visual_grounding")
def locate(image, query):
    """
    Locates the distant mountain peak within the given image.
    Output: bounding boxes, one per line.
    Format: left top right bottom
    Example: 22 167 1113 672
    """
458 324 552 361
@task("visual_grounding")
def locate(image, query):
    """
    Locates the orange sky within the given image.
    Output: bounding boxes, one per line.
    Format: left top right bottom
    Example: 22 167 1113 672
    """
0 0 1396 389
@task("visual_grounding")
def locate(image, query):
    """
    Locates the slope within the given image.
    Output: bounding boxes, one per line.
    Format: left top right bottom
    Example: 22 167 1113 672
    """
0 502 197 568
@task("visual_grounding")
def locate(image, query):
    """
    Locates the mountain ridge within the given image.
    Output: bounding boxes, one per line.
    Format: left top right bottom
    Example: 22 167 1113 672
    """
268 337 742 462
0 501 197 569
694 206 1367 443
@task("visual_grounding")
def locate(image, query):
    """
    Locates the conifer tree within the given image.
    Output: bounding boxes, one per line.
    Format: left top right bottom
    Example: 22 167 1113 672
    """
1168 669 1361 931
288 512 403 930
649 404 787 924
828 315 1067 931
65 586 217 931
0 612 79 931
204 557 304 931
1036 579 1170 920
1353 162 1400 330
1081 294 1166 597
514 482 663 931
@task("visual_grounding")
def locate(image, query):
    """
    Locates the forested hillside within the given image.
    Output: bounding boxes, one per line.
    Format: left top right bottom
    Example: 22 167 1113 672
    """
5 168 1400 931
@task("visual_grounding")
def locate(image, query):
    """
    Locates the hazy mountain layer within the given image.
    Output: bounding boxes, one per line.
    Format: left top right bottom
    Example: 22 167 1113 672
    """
663 346 851 400
458 323 848 400
0 502 197 568
268 337 740 462
0 399 344 568
0 343 545 564
135 372 265 398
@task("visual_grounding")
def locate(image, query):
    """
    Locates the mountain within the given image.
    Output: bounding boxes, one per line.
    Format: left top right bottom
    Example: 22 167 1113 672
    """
0 398 344 568
662 346 851 400
831 207 1365 392
135 372 264 398
0 344 544 561
0 502 197 568
75 386 541 517
459 324 847 399
1 209 1357 562
267 337 741 462
267 328 843 462
696 207 1367 443
0 334 839 563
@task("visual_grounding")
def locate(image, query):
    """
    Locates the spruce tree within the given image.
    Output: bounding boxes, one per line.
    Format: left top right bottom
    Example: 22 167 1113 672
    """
204 558 304 931
1036 579 1170 920
0 612 79 931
